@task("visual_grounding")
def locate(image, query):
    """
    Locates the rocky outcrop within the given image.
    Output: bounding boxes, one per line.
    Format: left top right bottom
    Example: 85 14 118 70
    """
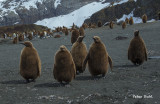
84 0 160 24
0 0 98 27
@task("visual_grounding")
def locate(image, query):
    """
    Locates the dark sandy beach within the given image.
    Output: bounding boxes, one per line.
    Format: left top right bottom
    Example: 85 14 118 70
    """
0 21 160 104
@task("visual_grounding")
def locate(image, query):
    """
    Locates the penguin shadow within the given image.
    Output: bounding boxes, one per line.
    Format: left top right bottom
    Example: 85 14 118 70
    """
0 80 27 85
34 82 65 88
75 75 104 81
113 64 138 69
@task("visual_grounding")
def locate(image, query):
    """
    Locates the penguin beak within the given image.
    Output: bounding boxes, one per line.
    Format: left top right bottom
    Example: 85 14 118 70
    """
93 37 96 42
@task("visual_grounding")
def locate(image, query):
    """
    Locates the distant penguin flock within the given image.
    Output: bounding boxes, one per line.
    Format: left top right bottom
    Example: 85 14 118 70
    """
0 13 154 84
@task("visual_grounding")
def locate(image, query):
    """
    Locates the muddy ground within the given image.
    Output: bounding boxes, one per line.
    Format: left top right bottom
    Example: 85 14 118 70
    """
0 21 160 104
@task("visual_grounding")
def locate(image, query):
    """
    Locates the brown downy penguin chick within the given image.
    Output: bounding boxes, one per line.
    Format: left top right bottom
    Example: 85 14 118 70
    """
122 21 126 29
97 21 102 27
129 17 134 25
71 29 80 44
88 23 92 28
65 28 69 36
54 34 61 38
13 34 18 44
53 45 76 84
28 33 33 40
18 34 24 41
79 27 85 36
82 23 88 29
20 41 41 83
128 30 147 65
83 36 113 77
109 21 114 29
125 18 129 24
142 14 147 23
71 36 87 74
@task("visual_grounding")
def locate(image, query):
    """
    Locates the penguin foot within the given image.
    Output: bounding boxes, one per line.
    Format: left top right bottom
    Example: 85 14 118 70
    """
26 79 30 83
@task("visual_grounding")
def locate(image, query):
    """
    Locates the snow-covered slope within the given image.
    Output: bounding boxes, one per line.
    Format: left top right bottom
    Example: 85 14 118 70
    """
0 0 106 26
35 0 137 29
35 1 110 29
0 0 61 16
117 9 155 24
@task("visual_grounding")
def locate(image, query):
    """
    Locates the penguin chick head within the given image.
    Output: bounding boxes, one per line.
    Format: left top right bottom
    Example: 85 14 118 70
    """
77 36 85 43
20 41 33 47
134 30 139 37
93 36 101 43
60 45 67 51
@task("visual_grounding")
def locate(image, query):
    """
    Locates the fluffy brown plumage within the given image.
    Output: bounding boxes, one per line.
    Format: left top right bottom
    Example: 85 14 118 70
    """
122 21 126 29
82 23 88 29
71 29 80 44
54 34 61 38
109 21 114 29
142 14 147 23
65 28 69 36
18 34 24 41
71 36 87 74
129 17 134 25
13 36 18 44
79 27 85 36
125 18 129 24
20 41 41 83
83 36 112 77
28 33 33 40
53 45 76 84
98 21 102 27
128 30 147 65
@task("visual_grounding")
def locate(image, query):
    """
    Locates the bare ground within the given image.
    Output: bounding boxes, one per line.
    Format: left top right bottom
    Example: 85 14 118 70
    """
0 21 160 104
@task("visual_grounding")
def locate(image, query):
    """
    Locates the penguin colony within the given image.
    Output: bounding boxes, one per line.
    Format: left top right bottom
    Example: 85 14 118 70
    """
0 13 152 84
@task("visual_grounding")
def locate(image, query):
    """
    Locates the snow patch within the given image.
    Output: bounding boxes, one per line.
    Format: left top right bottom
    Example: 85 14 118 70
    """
117 10 142 23
147 19 155 23
113 0 128 6
54 0 61 9
21 0 43 10
0 0 6 3
35 1 110 29
117 10 156 24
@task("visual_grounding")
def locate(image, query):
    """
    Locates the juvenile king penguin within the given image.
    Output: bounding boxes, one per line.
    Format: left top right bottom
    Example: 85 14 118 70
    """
142 14 147 23
71 29 80 44
20 41 41 83
71 36 87 74
53 45 76 84
83 36 113 77
128 30 147 65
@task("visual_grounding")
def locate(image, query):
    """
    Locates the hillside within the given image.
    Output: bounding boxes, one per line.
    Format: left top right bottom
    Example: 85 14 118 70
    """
84 0 160 24
0 0 116 27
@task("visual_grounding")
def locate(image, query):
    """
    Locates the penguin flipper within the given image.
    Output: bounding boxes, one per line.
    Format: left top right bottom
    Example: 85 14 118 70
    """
82 53 89 71
128 49 130 60
108 55 113 71
37 55 41 77
145 48 148 61
53 64 57 80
